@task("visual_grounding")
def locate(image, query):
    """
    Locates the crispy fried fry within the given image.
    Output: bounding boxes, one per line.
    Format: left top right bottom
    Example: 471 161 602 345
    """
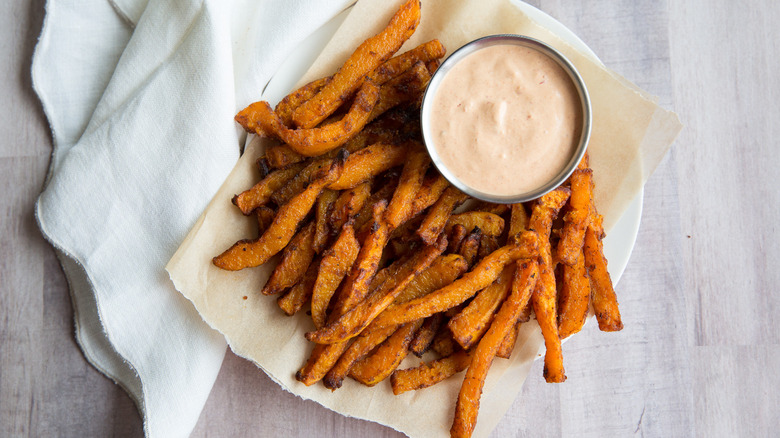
477 235 499 260
448 224 468 254
330 200 390 317
353 178 398 234
291 0 421 128
508 203 529 238
367 39 446 84
557 169 593 266
330 182 372 231
418 186 469 245
311 222 360 328
393 253 468 304
296 341 351 386
275 76 331 126
255 206 275 235
495 321 521 359
368 61 431 121
528 187 571 383
409 314 444 357
411 173 450 217
324 324 398 390
213 151 346 270
277 258 319 316
237 81 381 157
306 235 446 344
384 148 430 229
349 320 423 386
468 201 510 216
265 144 305 169
584 225 623 331
328 142 408 190
391 350 471 395
445 212 505 239
432 329 458 358
557 249 591 339
232 162 305 215
450 260 538 438
371 231 538 329
448 267 514 350
458 227 482 268
314 189 339 253
262 222 316 295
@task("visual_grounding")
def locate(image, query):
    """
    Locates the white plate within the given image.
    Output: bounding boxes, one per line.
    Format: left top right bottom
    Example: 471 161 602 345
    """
258 1 642 284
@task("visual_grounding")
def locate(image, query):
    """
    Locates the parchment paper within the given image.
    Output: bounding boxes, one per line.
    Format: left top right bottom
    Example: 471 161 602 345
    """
166 1 682 437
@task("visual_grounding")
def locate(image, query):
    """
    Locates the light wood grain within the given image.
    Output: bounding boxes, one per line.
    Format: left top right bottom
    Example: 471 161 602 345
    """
1 0 778 436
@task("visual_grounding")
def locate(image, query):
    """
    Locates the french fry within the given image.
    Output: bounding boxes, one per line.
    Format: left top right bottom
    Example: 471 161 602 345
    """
324 323 398 390
468 201 510 216
393 253 468 304
557 249 591 339
255 206 275 235
313 189 339 253
237 81 381 157
353 178 398 234
261 222 316 295
425 59 440 75
274 76 331 126
328 142 408 190
371 231 538 329
270 135 371 206
330 200 390 317
296 342 350 386
330 181 372 231
305 235 446 344
232 162 305 214
311 222 360 328
557 168 593 266
349 320 423 386
458 227 482 268
477 235 499 260
256 157 270 177
367 39 446 84
391 350 471 395
448 267 514 350
584 225 623 331
410 173 450 217
213 151 346 270
450 260 538 438
291 0 421 128
409 314 444 357
368 61 431 122
418 186 469 245
277 258 319 316
528 187 570 383
495 321 521 359
432 329 458 358
384 148 430 229
265 144 305 169
445 212 505 239
448 224 468 254
508 203 529 238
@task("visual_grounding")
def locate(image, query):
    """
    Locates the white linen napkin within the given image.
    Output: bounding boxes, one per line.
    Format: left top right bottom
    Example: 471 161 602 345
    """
32 0 353 436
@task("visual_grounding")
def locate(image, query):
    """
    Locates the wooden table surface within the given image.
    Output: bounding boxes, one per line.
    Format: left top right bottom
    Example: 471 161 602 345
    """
2 1 778 436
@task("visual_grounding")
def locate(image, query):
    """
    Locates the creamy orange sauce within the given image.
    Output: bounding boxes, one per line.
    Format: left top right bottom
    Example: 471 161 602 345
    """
429 44 582 197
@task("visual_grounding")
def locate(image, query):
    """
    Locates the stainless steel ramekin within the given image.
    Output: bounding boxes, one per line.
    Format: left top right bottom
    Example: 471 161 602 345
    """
420 34 592 204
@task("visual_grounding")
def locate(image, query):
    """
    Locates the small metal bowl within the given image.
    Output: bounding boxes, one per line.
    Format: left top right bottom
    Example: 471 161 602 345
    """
420 34 592 204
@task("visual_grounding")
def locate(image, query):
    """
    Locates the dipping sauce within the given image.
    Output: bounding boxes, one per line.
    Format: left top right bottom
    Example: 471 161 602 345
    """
427 43 583 197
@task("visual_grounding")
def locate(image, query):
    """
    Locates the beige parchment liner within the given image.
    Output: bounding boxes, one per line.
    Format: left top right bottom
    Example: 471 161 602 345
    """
166 1 682 437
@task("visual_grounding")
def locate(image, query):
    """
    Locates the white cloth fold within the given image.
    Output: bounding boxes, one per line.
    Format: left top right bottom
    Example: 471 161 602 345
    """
32 0 352 436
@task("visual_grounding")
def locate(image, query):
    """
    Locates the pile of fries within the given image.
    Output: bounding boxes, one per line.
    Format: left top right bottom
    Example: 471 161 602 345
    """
213 1 622 436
